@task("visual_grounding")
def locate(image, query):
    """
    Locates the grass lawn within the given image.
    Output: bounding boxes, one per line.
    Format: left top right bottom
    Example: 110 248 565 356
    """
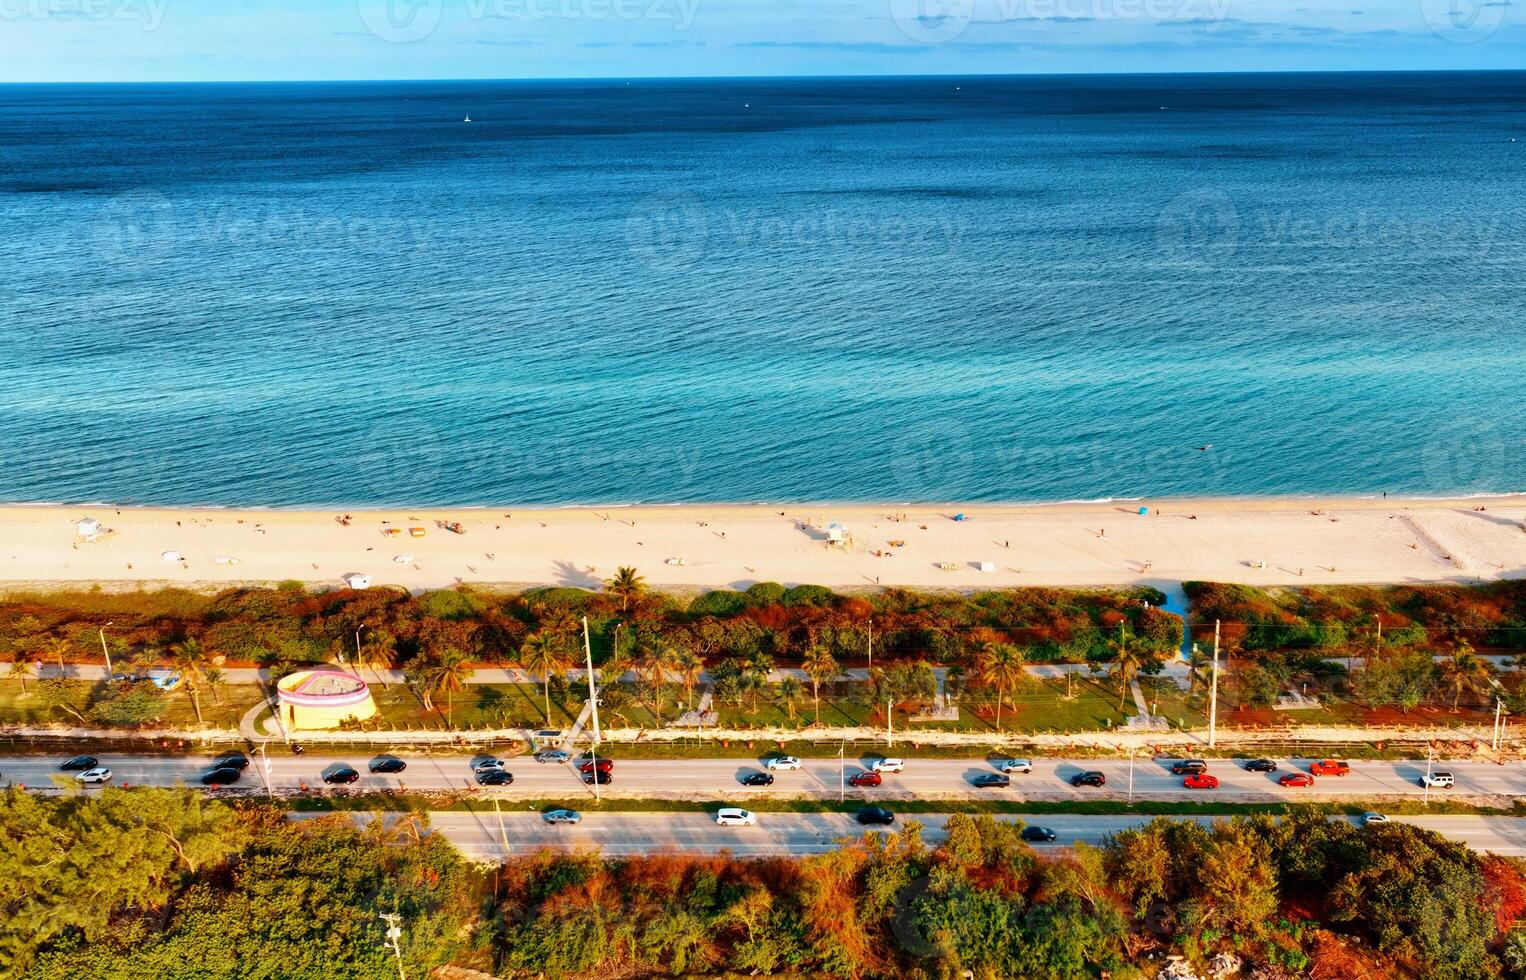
0 679 266 730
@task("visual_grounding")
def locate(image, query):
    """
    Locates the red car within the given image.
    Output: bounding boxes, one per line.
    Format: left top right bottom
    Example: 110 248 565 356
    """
1309 760 1350 777
1183 774 1219 790
1280 772 1315 787
848 771 882 788
578 759 615 774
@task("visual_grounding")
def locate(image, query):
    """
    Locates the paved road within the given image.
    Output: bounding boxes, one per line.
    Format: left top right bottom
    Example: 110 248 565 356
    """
3 752 1520 802
301 811 1526 859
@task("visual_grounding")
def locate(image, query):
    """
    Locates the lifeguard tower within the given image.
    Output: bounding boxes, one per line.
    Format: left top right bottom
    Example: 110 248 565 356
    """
825 522 853 550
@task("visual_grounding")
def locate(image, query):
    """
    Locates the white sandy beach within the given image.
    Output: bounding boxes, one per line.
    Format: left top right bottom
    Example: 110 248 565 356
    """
1 496 1522 594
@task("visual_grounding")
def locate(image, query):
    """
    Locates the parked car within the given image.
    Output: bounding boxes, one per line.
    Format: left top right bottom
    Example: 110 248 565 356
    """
1309 760 1350 776
1279 772 1315 788
1071 771 1106 787
200 766 242 786
1183 773 1219 790
471 758 505 773
323 766 360 785
1420 771 1455 789
740 772 774 787
1170 759 1208 775
1021 826 1058 843
211 752 250 771
543 808 582 824
578 758 615 774
973 773 1011 788
369 756 407 774
60 755 98 771
848 771 882 788
76 767 112 784
715 808 756 826
1244 758 1279 772
765 756 802 770
582 770 612 785
1361 811 1388 826
997 758 1033 774
534 750 570 764
872 758 905 774
476 769 514 786
856 806 895 825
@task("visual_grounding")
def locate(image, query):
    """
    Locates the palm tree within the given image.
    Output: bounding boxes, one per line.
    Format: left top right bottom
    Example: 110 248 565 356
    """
778 676 803 724
364 630 399 689
1439 640 1496 711
1106 626 1146 711
637 643 675 690
519 631 572 723
742 651 774 712
673 649 704 712
802 646 839 723
203 667 225 705
9 657 34 694
976 642 1026 732
169 637 211 725
424 647 474 724
537 606 580 640
605 566 646 614
1186 644 1214 697
43 637 71 670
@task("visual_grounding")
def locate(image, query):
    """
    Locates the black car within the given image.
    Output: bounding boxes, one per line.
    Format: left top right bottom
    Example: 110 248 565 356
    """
60 755 98 771
973 773 1011 788
857 806 895 825
200 766 241 785
740 772 775 786
1244 758 1278 772
211 753 249 771
1071 771 1106 787
1170 759 1208 775
477 769 514 786
1021 826 1058 843
369 757 407 774
582 770 613 785
323 767 360 785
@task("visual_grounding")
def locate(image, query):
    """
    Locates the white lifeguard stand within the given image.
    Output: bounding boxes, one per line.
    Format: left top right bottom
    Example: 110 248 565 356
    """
825 522 852 550
75 517 101 540
341 572 372 590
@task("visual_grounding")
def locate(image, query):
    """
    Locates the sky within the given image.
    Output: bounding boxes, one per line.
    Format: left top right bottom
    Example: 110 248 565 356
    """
0 0 1519 81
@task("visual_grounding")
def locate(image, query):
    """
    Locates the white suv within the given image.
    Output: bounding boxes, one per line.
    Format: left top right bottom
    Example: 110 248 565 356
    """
765 756 801 771
997 758 1033 774
872 758 905 774
715 808 757 826
1420 771 1455 789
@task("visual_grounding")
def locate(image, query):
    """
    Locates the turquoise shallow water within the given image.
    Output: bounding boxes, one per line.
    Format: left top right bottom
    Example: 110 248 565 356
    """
0 72 1522 506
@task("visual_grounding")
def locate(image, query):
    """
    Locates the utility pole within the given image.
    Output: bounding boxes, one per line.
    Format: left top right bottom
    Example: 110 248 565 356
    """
839 739 845 803
258 741 273 797
583 617 601 804
494 797 509 857
378 912 407 980
886 699 893 748
1207 620 1221 748
867 619 873 673
1128 747 1135 804
98 622 114 676
352 623 366 669
1423 741 1434 805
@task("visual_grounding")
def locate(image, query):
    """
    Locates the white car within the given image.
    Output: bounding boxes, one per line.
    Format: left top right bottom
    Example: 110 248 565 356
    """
997 758 1033 774
76 768 113 784
1420 771 1454 789
715 808 757 826
534 750 571 764
1361 812 1387 826
471 758 505 772
765 756 801 770
872 758 905 774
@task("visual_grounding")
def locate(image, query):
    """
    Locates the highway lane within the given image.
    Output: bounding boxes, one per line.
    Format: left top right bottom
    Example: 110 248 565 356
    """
299 811 1526 859
3 752 1522 803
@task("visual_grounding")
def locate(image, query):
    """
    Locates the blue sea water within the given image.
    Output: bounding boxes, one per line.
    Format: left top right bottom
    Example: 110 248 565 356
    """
0 72 1523 507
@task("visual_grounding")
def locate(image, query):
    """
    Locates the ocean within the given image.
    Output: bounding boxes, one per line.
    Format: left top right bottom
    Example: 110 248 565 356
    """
0 72 1522 507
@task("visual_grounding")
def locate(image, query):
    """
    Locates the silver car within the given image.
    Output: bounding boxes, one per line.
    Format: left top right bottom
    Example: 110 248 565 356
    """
543 808 582 824
535 750 571 764
997 758 1033 774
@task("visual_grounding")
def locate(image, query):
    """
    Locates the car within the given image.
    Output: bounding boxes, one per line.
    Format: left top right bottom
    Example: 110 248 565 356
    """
578 758 615 774
369 756 407 774
323 767 360 785
1421 771 1455 789
1361 811 1388 826
211 752 250 771
740 772 775 786
582 770 612 785
543 808 582 824
1021 826 1058 843
1279 772 1315 788
1309 760 1350 777
857 806 896 825
200 766 242 785
476 769 514 786
973 773 1011 788
1071 771 1106 787
1244 758 1278 772
60 755 98 771
997 758 1033 774
471 758 505 773
1170 759 1208 775
848 771 882 788
76 767 112 784
534 750 570 764
872 758 905 774
1183 773 1219 790
715 808 756 826
765 756 802 771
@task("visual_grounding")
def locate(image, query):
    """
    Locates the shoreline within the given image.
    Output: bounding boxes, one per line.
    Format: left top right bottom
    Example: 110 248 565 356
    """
0 494 1522 593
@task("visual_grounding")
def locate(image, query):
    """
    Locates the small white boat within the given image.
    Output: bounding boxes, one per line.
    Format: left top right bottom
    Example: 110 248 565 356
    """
463 115 472 123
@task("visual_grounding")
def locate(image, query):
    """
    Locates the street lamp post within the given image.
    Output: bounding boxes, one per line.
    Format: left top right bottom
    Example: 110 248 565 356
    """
98 622 114 676
378 912 407 980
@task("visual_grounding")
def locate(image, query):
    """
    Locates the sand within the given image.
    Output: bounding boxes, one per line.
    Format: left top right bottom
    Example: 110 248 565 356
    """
1 496 1523 594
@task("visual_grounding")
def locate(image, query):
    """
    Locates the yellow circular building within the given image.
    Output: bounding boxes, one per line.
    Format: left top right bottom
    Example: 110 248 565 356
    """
275 669 377 730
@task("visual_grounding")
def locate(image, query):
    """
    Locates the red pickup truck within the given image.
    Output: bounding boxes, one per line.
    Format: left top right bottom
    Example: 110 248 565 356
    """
1309 760 1350 777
